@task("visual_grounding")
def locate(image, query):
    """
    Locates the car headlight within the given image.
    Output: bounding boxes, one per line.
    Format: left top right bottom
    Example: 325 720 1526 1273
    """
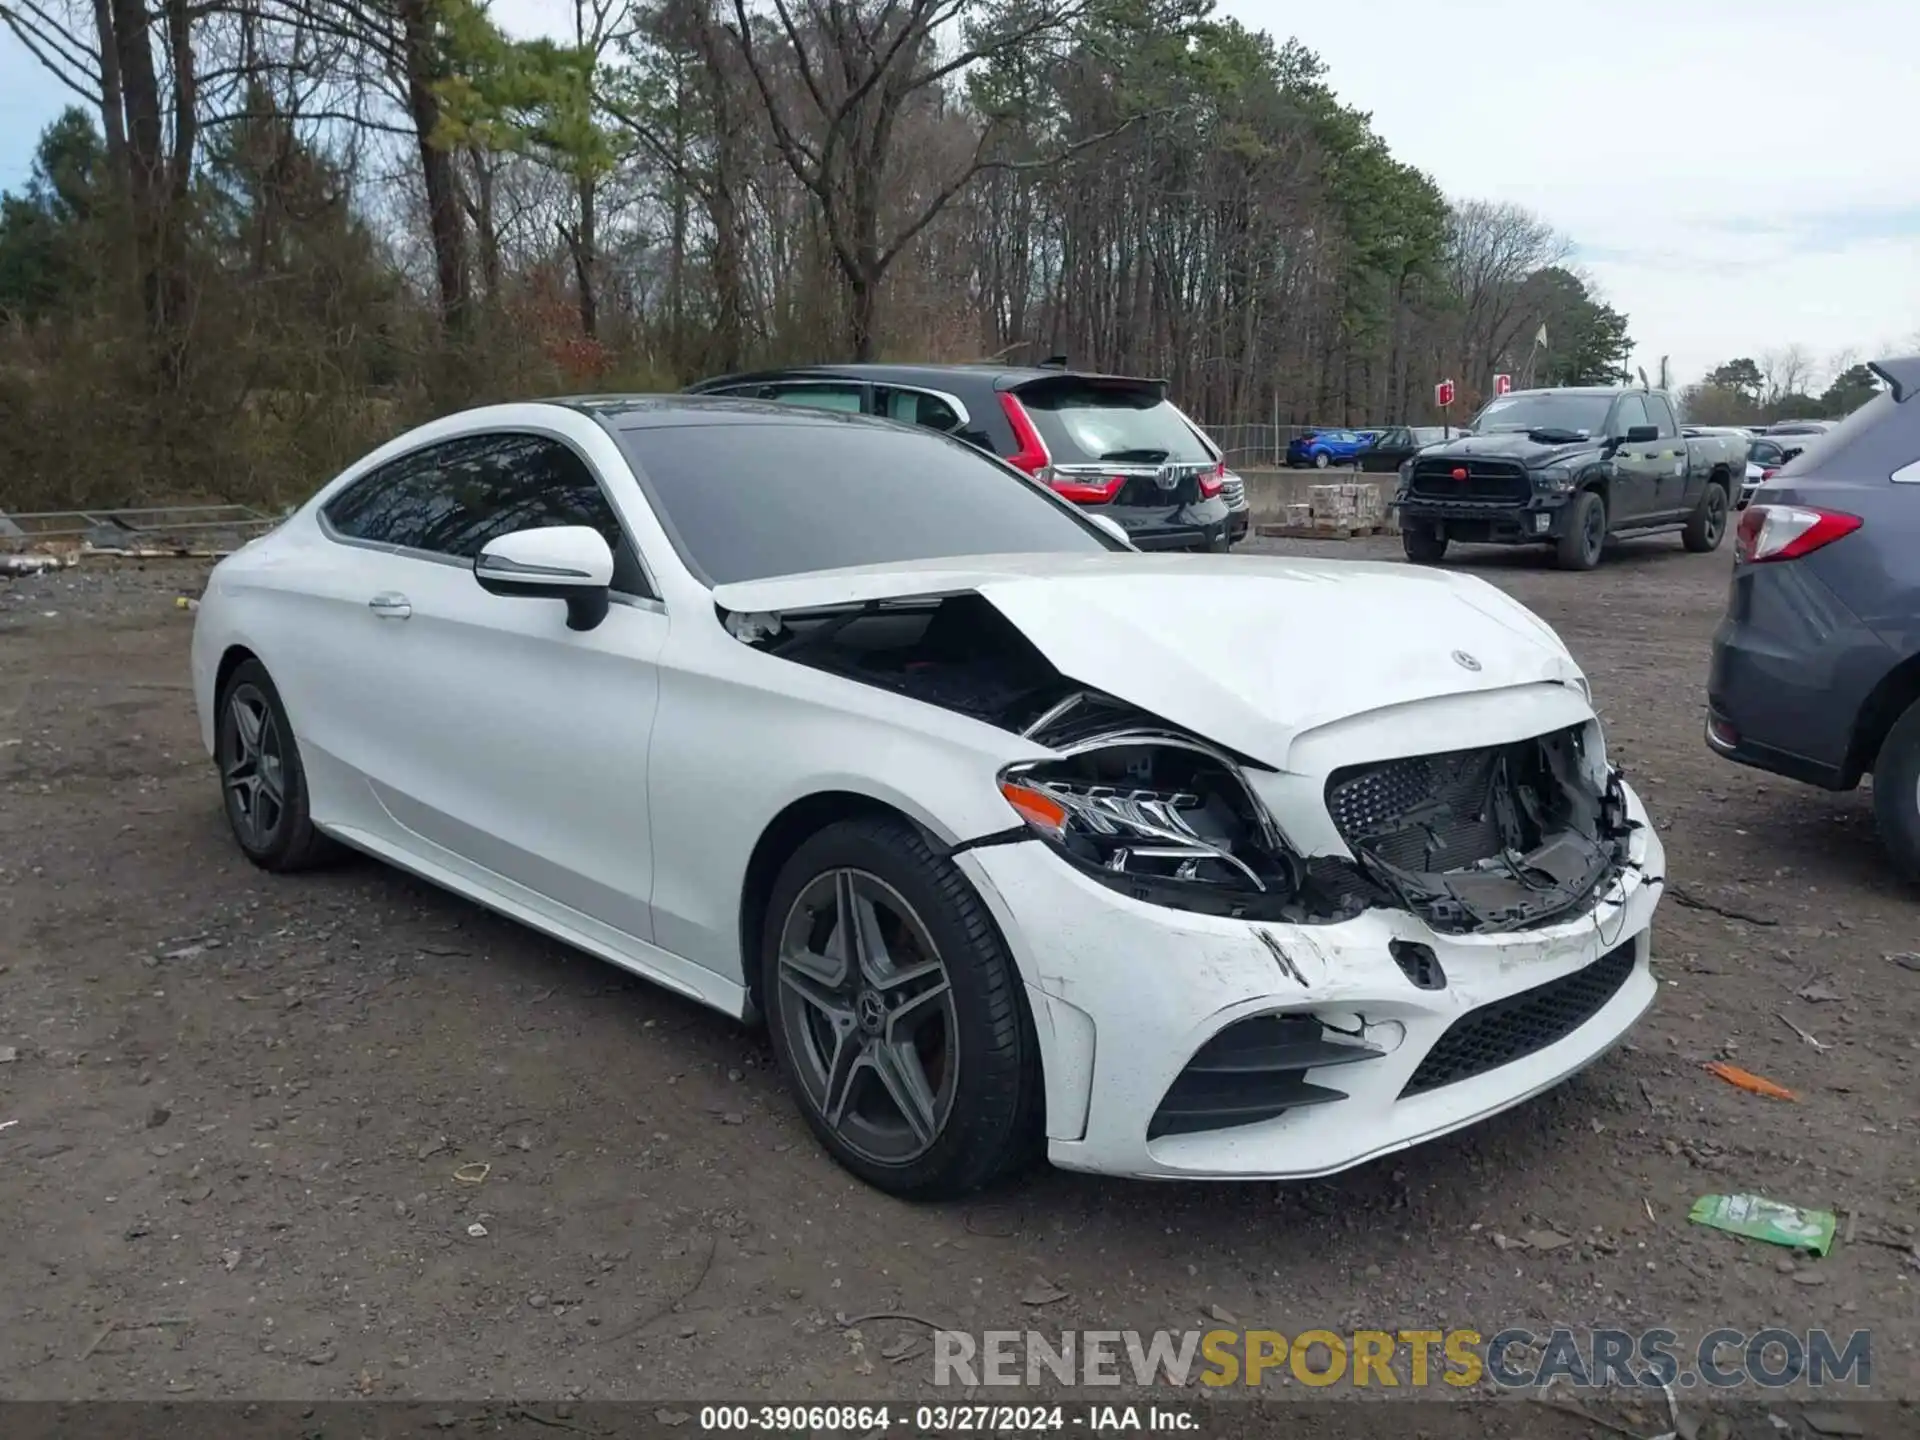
996 733 1317 918
1533 466 1575 492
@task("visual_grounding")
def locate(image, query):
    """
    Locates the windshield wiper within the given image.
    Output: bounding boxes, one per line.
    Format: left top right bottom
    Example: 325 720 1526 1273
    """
1097 447 1170 462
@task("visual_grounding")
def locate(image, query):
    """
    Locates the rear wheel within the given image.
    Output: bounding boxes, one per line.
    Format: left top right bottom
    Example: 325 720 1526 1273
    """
1871 700 1920 884
216 659 338 871
1401 525 1448 564
1313 451 1331 470
761 815 1042 1199
1555 490 1606 570
1683 481 1729 553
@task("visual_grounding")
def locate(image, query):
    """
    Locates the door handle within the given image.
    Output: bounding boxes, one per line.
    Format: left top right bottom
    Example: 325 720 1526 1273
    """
368 592 412 619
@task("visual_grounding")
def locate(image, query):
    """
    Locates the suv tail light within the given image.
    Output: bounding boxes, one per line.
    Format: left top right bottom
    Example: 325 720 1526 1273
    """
1198 462 1225 499
997 392 1052 477
1048 473 1125 504
1734 503 1861 563
1760 466 1779 481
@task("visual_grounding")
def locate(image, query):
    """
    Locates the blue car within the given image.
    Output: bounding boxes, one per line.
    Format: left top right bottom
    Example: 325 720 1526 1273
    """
1286 428 1376 469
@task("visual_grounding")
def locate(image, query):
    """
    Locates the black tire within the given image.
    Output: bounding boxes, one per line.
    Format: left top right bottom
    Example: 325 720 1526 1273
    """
1683 481 1730 553
1401 525 1448 564
1871 700 1920 884
1554 490 1606 570
215 659 339 872
760 815 1042 1199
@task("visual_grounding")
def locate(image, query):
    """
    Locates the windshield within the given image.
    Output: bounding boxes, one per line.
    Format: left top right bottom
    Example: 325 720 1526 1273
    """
1470 392 1616 436
615 417 1120 586
1016 379 1216 464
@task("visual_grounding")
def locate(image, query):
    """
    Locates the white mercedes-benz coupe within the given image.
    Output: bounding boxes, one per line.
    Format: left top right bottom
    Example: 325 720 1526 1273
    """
190 396 1665 1197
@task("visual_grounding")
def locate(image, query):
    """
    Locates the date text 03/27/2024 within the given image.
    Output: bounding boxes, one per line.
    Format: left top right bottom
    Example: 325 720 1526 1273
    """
695 1404 1191 1432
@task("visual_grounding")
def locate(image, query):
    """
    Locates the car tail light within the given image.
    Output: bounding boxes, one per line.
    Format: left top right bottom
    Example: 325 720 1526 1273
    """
1733 503 1861 563
1761 466 1779 481
1048 473 1126 504
1198 462 1224 499
998 392 1052 477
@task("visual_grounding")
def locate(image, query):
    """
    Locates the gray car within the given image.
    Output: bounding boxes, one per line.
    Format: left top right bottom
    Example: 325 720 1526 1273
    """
1707 356 1920 878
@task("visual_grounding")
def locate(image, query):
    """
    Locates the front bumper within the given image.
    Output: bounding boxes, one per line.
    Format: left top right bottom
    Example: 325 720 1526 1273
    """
955 783 1663 1181
1394 488 1567 545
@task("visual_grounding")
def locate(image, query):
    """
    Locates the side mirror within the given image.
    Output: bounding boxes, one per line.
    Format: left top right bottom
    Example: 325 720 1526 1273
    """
474 525 614 632
1623 424 1660 444
1088 513 1133 547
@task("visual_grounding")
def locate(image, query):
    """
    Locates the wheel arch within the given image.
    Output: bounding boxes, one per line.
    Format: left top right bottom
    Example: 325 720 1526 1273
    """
736 790 947 1022
214 643 261 706
1847 652 1920 782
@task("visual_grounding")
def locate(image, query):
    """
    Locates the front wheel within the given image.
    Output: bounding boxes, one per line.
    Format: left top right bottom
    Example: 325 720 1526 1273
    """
216 659 339 871
1871 700 1920 884
761 816 1042 1199
1554 491 1606 570
1683 483 1729 552
1402 525 1448 564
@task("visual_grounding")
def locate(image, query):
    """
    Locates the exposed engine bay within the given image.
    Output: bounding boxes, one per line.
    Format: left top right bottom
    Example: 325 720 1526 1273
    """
724 593 1637 933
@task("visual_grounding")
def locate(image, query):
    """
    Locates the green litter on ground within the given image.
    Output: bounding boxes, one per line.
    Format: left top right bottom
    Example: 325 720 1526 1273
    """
1689 1193 1836 1256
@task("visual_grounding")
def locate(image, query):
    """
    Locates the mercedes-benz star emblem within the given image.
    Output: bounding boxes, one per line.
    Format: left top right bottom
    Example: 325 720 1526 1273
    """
1451 650 1482 672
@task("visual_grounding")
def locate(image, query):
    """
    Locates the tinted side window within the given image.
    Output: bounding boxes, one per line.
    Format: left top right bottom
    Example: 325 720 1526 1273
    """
1612 395 1650 436
763 382 865 413
877 386 964 433
323 434 650 596
1644 396 1677 437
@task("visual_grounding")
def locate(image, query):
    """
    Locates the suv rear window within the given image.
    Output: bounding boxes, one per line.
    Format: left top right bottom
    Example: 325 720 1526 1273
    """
1016 379 1215 465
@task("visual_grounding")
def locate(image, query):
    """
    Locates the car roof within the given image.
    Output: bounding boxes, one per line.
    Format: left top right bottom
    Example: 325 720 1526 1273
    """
686 362 1169 393
548 393 908 431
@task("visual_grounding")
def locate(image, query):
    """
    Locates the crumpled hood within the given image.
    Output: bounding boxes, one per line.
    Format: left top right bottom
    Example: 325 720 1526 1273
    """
710 552 1588 768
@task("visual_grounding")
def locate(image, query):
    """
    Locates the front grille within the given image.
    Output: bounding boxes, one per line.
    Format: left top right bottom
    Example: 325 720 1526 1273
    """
1399 942 1636 1097
1326 742 1518 873
1408 457 1529 504
1221 476 1246 508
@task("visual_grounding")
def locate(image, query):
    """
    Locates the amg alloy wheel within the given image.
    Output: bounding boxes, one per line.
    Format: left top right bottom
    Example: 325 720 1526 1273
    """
762 816 1039 1197
216 659 337 871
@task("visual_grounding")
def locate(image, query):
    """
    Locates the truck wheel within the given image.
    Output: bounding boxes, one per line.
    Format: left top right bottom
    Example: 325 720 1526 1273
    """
1554 491 1606 571
1683 482 1729 553
1871 699 1920 885
1402 525 1448 564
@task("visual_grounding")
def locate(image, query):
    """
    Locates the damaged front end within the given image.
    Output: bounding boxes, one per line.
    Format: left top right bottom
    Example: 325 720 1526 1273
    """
723 590 1634 935
1323 725 1637 933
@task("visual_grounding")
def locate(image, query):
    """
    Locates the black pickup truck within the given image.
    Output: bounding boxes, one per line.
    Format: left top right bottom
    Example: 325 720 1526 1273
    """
1392 386 1746 570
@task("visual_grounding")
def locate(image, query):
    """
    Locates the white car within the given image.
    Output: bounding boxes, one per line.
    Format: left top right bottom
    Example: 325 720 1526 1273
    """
190 398 1666 1197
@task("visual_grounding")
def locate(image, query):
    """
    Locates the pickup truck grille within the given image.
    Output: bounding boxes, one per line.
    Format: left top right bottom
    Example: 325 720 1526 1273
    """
1408 457 1530 504
1220 474 1246 509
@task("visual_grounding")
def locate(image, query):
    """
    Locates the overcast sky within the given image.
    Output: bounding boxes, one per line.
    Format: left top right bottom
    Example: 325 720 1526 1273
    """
3 0 1913 387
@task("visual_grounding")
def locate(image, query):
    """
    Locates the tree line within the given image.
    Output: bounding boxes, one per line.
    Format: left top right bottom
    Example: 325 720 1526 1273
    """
0 0 1635 511
1679 350 1887 428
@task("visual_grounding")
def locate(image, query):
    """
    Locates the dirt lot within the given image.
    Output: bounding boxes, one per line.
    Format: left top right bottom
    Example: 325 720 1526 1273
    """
1 535 1915 1417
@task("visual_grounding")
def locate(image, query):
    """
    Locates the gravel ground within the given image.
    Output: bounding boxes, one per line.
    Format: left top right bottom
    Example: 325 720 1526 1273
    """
0 535 1914 1422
